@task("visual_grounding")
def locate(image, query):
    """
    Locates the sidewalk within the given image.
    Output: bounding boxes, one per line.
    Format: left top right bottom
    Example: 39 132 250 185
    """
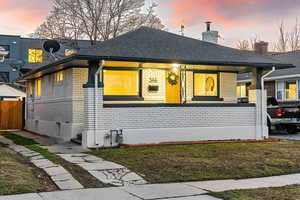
2 172 300 200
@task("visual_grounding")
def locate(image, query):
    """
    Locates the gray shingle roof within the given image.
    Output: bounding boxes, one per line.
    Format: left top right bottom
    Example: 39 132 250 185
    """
268 51 300 77
78 27 290 68
238 51 300 82
20 27 294 81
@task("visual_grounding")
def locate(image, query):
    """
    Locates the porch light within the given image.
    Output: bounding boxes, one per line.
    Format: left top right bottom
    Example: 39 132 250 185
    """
172 63 180 73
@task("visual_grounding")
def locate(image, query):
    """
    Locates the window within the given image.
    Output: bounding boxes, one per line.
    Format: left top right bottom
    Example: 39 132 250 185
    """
193 72 222 101
286 80 297 100
103 69 142 100
35 79 41 97
65 49 77 56
237 84 247 98
28 82 33 96
0 72 9 83
276 81 284 101
28 49 43 63
0 45 10 58
55 71 64 83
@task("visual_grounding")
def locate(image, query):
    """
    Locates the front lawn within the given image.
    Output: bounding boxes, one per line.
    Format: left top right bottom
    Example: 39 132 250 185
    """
213 185 300 200
3 133 107 188
91 141 300 183
0 149 55 195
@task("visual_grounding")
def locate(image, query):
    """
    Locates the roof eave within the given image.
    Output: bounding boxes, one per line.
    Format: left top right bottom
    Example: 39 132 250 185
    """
17 54 295 82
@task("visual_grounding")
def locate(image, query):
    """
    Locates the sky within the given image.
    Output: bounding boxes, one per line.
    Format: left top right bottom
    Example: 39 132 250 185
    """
0 0 300 47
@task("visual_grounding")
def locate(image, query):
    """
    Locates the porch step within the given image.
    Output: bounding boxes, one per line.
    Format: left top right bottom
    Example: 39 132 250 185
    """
71 133 82 145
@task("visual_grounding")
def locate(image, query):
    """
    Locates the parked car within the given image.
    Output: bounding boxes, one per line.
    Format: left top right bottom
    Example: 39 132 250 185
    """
267 97 300 134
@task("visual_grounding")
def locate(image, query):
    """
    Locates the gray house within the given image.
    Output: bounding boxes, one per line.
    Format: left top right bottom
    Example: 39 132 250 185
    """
0 34 94 83
237 47 300 105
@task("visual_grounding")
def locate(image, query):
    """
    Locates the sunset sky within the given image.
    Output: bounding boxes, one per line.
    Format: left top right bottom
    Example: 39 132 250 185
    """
0 0 299 47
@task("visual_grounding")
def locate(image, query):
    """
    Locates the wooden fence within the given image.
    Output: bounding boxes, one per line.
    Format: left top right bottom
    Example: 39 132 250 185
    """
0 100 24 130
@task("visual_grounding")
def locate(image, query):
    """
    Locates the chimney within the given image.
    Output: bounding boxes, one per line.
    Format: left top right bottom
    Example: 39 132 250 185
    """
202 22 219 44
254 41 269 55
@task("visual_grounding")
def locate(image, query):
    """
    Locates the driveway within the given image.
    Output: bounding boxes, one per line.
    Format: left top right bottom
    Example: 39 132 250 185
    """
270 132 300 140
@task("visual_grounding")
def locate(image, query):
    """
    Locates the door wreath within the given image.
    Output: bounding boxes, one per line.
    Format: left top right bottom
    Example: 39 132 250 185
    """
167 72 179 85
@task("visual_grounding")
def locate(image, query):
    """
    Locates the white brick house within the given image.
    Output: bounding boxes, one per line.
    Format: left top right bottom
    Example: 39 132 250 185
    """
19 27 293 148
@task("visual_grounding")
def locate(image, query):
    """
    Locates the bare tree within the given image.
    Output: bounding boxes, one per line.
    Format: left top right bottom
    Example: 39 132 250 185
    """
236 40 250 50
32 0 164 45
274 21 289 52
288 19 300 51
236 35 260 50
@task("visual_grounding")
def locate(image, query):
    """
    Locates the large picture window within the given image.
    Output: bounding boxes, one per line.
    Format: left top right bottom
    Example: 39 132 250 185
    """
193 72 222 101
103 69 143 101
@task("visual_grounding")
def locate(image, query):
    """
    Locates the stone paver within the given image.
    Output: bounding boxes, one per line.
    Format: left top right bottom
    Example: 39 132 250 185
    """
121 183 207 200
58 153 147 186
0 193 43 200
39 188 140 200
0 138 83 191
185 173 300 192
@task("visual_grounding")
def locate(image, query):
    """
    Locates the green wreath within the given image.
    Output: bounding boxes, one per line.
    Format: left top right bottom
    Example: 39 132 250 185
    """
167 72 179 85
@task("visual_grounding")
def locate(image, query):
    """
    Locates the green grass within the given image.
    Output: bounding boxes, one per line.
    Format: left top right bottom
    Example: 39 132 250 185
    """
3 134 37 145
91 141 300 183
26 145 60 160
213 185 300 200
0 150 45 195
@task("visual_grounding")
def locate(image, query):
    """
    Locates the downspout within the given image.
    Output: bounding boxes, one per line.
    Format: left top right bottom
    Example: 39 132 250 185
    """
261 66 275 138
94 60 104 146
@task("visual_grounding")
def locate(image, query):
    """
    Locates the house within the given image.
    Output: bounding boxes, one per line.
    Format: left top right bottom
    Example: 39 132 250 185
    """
237 45 300 105
0 83 25 100
0 34 96 83
18 27 293 148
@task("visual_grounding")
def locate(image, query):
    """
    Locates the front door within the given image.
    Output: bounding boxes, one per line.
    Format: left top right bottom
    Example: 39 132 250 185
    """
165 69 181 103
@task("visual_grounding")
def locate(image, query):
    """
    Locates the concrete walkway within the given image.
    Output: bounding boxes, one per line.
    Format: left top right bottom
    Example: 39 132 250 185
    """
2 172 300 200
0 185 219 200
58 153 148 186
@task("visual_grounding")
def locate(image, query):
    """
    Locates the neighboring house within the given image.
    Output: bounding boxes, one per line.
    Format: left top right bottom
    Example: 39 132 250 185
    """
237 48 300 105
0 83 25 100
18 27 293 148
0 34 95 83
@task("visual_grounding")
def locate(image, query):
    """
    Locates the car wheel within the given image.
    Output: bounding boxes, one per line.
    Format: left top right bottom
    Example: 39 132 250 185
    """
286 125 298 134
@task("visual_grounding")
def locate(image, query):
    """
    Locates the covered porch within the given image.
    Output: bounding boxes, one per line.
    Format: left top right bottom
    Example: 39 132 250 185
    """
82 59 268 148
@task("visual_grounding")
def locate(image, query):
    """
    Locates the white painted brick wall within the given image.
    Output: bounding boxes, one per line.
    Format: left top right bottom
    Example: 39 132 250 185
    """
82 88 257 147
25 68 87 140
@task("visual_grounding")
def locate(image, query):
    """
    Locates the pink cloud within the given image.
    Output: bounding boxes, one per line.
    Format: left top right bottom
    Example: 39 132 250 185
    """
165 0 299 28
0 0 52 31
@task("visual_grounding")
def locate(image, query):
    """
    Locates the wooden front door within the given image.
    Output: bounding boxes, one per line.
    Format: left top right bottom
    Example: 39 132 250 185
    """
165 70 181 103
0 100 24 130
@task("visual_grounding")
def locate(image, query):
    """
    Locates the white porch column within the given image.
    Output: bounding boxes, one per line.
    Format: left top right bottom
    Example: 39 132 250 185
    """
249 68 267 140
82 60 106 148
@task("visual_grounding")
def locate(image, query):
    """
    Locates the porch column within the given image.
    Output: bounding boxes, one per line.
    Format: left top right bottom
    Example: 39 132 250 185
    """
82 60 105 148
250 68 267 140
